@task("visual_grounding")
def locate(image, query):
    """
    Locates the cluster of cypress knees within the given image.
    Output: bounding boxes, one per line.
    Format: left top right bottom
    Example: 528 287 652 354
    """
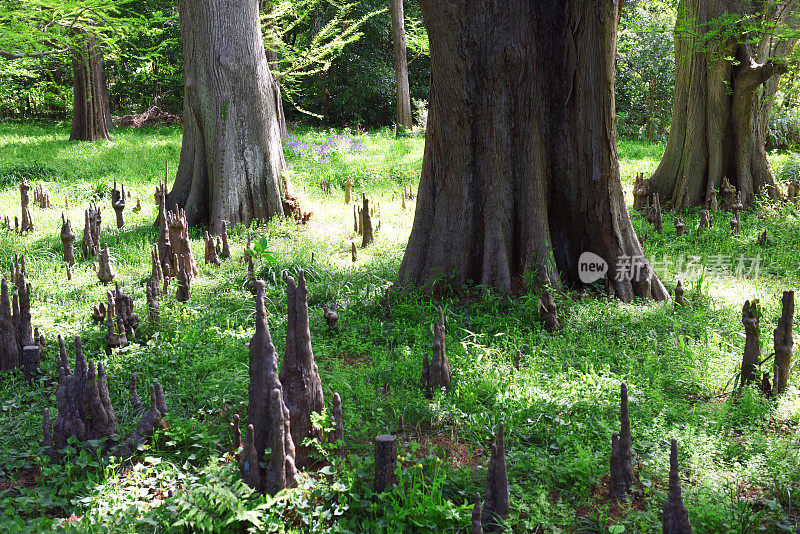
635 173 796 398
2 171 795 531
633 173 782 244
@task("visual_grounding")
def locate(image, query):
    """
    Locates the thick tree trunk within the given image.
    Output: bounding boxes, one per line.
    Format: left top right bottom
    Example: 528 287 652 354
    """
173 0 286 232
390 0 413 130
650 0 798 209
399 1 667 302
69 35 114 142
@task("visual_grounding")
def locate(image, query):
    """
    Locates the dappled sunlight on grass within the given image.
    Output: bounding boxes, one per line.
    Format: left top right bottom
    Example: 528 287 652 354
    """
1 122 800 530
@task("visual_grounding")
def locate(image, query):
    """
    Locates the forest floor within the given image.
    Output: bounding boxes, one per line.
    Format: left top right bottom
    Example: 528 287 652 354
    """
1 122 800 533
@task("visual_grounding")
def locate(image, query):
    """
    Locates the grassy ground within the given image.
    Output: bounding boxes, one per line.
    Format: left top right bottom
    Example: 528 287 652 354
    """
1 122 800 533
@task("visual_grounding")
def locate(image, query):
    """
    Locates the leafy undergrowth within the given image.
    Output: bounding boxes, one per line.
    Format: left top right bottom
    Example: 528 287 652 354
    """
0 123 799 532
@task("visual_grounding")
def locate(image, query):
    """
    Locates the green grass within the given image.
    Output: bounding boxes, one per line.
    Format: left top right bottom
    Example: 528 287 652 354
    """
1 122 800 532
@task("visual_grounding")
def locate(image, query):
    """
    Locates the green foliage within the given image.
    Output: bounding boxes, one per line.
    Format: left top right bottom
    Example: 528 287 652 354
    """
616 0 677 141
2 124 800 531
767 106 800 151
286 0 430 126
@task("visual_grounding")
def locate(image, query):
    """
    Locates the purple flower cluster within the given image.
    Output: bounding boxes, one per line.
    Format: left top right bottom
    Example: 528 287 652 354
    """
282 133 364 163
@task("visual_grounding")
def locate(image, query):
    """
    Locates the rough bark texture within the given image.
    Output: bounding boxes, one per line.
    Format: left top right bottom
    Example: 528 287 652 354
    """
97 245 115 284
220 221 231 259
60 214 76 266
231 413 241 450
675 281 685 307
54 336 118 450
651 0 800 209
83 204 101 260
173 0 286 232
279 271 325 466
245 280 284 489
374 434 397 493
662 439 693 534
204 231 221 266
610 383 634 501
22 344 41 383
399 1 666 301
19 177 33 233
146 279 160 324
157 188 173 276
1 261 36 374
330 392 344 455
113 283 140 338
323 303 339 334
0 278 20 371
390 0 413 130
472 493 484 534
539 288 560 332
483 422 509 532
175 255 192 303
105 289 128 352
166 206 199 278
265 388 297 495
773 290 794 396
430 306 452 391
150 245 164 296
119 384 165 456
70 35 114 142
361 195 374 248
741 299 762 387
111 179 126 228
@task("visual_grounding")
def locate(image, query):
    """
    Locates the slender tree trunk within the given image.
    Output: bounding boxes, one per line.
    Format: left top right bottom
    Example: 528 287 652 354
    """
651 0 799 209
391 0 412 131
400 1 667 302
70 35 114 142
173 0 286 232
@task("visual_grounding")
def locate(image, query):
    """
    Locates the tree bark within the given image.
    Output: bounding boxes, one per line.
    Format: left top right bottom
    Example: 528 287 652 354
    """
391 0 413 130
262 0 288 138
399 1 667 302
650 0 799 209
172 0 286 232
69 35 114 142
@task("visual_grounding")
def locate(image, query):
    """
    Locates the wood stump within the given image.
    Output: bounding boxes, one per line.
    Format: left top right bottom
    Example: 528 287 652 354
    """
374 434 397 493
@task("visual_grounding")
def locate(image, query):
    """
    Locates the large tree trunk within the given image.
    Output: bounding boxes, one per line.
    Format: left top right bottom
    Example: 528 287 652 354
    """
399 1 667 302
651 0 798 209
390 0 413 130
69 35 114 142
172 0 286 232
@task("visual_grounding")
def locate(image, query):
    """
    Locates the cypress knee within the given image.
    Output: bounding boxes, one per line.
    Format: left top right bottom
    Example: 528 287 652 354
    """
773 291 794 396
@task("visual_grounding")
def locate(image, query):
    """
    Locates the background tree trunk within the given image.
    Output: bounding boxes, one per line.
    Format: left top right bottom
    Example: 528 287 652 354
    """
650 0 799 209
172 0 286 232
390 0 412 131
400 1 667 302
69 35 114 142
